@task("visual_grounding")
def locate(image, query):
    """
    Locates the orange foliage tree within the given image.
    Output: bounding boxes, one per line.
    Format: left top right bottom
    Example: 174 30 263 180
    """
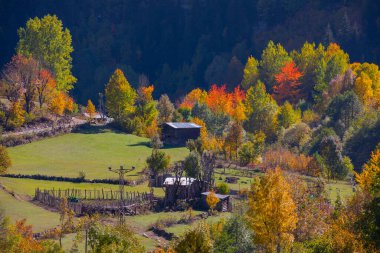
273 61 303 104
179 88 207 110
4 219 44 252
206 84 233 115
262 148 319 176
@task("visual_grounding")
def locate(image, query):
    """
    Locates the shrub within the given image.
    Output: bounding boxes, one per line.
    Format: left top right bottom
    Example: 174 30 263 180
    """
216 182 230 194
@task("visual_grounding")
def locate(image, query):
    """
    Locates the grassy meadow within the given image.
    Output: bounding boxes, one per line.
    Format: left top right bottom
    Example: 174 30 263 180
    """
0 189 60 232
7 126 188 179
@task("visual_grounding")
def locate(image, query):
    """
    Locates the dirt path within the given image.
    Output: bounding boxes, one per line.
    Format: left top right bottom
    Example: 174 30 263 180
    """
2 117 87 137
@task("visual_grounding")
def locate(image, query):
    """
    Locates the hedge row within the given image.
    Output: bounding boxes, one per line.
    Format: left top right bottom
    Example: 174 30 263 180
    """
1 173 147 186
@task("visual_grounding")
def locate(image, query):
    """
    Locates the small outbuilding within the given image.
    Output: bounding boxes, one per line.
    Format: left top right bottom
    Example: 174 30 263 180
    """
162 122 201 145
201 192 231 212
163 177 206 206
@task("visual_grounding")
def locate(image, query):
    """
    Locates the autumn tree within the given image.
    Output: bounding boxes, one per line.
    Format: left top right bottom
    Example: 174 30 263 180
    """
157 94 175 125
86 99 96 119
244 81 279 142
241 56 259 90
324 43 350 84
206 191 220 212
355 148 380 195
36 69 55 109
354 71 374 107
49 91 73 116
192 117 208 150
260 41 292 89
223 121 244 160
134 85 158 137
246 167 298 252
174 221 213 253
7 101 25 129
58 199 75 247
105 69 137 123
273 61 303 104
206 84 232 115
2 54 39 114
180 88 207 110
0 146 11 174
1 219 44 252
17 15 76 91
88 223 144 253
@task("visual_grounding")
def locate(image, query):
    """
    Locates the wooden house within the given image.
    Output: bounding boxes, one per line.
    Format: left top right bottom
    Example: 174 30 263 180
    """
163 177 206 205
162 122 201 145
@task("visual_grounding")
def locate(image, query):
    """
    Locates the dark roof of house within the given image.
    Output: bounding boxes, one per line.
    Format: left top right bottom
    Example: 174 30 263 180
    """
165 122 201 129
201 192 230 200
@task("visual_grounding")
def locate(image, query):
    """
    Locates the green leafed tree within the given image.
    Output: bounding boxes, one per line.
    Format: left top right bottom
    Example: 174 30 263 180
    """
17 15 76 92
260 41 292 90
244 81 279 142
278 101 301 129
146 149 170 178
241 56 259 90
105 69 137 124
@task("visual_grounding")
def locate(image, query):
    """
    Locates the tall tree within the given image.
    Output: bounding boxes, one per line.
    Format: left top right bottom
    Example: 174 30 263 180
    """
157 94 175 125
2 55 39 114
17 15 76 92
260 41 292 90
244 81 279 142
247 167 298 252
224 121 244 160
134 85 158 137
105 69 137 123
241 56 260 90
273 61 303 104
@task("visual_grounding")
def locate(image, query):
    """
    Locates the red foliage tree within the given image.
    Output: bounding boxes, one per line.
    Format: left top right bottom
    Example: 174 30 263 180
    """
273 61 303 104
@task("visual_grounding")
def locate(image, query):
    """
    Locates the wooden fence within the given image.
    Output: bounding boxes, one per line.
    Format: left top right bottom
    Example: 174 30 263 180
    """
34 188 154 215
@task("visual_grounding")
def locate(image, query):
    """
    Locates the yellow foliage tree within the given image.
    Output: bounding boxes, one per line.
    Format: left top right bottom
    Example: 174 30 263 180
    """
206 191 220 212
174 221 213 253
246 167 298 252
180 88 208 110
355 148 380 195
49 91 73 116
192 117 208 147
7 101 25 129
354 72 374 107
86 99 96 119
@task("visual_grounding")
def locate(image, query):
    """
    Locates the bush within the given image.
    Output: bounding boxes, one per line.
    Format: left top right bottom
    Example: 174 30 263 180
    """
152 217 178 230
217 182 230 194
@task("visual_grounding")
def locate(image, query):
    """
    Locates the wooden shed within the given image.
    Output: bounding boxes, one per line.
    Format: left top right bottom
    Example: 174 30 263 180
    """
162 122 201 145
201 192 231 212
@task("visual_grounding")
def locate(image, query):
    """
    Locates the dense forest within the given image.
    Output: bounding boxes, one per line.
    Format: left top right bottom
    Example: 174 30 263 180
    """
1 0 380 103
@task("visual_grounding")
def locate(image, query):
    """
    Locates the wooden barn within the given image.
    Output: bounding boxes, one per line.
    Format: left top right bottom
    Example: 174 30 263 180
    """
162 122 201 145
163 177 206 206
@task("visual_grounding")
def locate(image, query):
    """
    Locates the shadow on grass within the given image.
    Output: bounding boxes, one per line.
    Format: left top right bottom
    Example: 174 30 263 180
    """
127 141 151 147
73 124 125 134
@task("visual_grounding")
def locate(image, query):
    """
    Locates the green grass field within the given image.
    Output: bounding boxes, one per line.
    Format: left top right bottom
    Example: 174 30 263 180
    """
7 126 188 179
0 188 60 232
